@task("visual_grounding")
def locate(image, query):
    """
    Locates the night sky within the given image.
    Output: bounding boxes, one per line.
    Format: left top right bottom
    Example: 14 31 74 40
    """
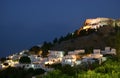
0 0 120 57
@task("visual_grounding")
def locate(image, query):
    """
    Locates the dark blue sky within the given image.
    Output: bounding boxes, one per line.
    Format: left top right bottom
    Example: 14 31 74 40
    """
0 0 120 57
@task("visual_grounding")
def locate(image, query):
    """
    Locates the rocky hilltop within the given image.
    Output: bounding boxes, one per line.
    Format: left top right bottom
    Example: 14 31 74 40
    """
77 17 120 34
51 17 120 52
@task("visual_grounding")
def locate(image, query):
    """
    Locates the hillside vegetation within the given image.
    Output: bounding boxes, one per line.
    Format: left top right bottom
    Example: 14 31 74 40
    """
29 18 120 57
51 24 120 56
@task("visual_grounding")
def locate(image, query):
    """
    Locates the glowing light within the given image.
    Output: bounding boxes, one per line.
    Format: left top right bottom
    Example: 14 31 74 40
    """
83 25 92 30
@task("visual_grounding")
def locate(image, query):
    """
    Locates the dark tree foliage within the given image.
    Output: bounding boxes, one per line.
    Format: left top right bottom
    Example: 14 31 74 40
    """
51 28 96 47
61 64 76 76
0 67 45 78
85 47 93 54
72 30 79 38
114 27 120 59
29 46 41 54
41 41 53 57
64 33 72 40
19 56 31 64
3 63 9 66
50 63 62 70
87 29 96 34
27 68 34 73
53 38 58 44
33 68 45 76
0 57 6 63
79 30 87 36
0 67 28 78
78 29 96 36
58 36 64 44
42 42 52 50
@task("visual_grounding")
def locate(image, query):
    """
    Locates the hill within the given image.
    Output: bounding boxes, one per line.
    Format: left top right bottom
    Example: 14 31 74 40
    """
51 18 120 54
29 17 120 57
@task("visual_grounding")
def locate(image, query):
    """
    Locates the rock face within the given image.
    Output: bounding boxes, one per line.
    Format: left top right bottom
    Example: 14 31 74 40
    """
77 17 120 35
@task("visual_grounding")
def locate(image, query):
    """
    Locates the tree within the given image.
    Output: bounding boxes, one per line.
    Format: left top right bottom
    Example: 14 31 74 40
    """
3 63 9 66
79 30 87 36
61 64 76 76
0 57 7 63
29 46 42 55
33 68 45 75
19 56 31 64
58 36 64 44
53 38 58 44
0 67 33 78
64 33 72 40
50 63 62 70
41 41 53 57
72 30 79 38
115 27 120 59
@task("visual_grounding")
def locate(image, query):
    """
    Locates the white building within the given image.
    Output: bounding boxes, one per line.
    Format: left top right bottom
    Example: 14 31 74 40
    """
82 49 103 64
19 50 29 55
93 49 101 54
82 57 96 64
68 49 85 55
32 64 42 69
29 55 42 63
11 54 20 61
44 50 64 65
15 64 34 69
68 51 74 55
15 63 42 69
48 50 64 58
74 49 85 54
62 55 76 67
101 47 116 55
75 60 82 65
62 49 85 66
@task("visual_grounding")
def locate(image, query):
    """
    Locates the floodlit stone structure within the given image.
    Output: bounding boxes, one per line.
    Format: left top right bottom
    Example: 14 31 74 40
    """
83 17 115 30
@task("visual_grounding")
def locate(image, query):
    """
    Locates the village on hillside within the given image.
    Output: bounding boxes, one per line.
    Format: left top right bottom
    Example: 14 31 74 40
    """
0 17 120 78
0 17 119 72
0 46 116 72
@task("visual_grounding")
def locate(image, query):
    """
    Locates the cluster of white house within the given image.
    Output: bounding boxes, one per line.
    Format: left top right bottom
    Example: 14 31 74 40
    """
0 47 116 71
